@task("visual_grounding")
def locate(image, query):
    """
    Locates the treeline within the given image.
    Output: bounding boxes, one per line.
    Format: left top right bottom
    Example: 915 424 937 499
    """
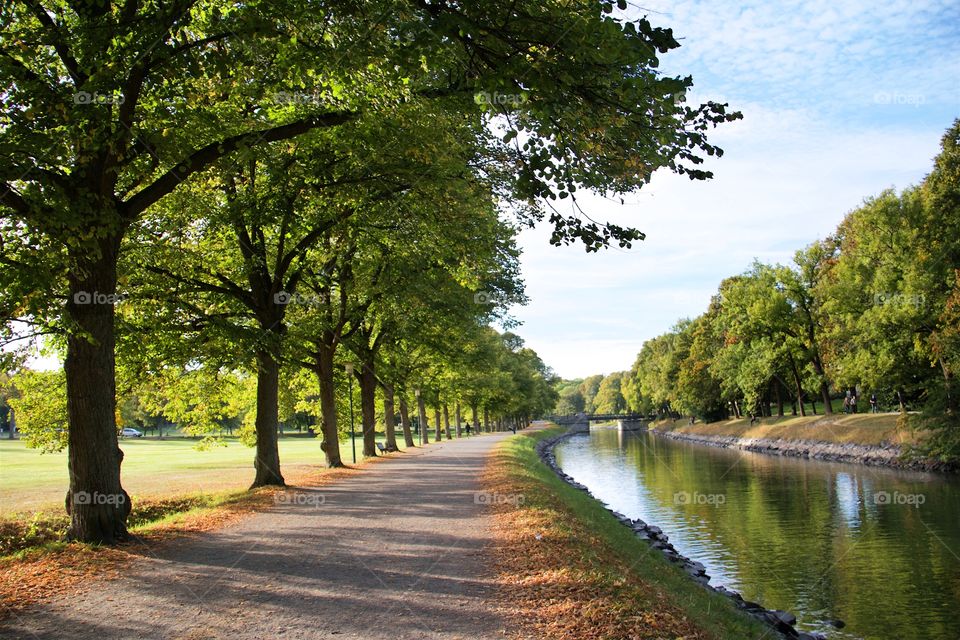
0 1 737 542
2 327 557 445
559 120 960 457
554 373 628 415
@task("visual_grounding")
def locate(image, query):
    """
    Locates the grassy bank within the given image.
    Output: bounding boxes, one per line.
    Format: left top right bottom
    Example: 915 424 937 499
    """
653 412 918 447
484 425 768 640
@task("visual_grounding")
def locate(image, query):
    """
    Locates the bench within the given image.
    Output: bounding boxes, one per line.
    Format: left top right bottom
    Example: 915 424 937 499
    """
376 442 399 454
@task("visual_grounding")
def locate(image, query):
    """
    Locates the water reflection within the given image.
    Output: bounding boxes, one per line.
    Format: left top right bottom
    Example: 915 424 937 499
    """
554 428 960 640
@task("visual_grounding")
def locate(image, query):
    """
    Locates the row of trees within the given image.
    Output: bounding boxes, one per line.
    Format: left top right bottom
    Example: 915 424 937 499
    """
0 1 738 542
5 327 557 451
560 120 960 458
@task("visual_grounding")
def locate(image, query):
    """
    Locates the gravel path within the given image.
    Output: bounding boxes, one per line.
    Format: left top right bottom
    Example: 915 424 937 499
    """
1 433 512 640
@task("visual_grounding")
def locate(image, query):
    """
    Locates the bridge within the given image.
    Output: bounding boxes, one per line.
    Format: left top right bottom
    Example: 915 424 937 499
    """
548 412 652 432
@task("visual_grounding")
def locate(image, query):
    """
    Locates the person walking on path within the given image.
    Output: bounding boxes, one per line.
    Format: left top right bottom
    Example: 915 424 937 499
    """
870 393 878 413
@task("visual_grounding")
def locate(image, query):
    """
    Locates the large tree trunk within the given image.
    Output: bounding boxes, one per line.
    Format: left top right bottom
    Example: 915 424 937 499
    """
251 348 284 487
483 407 490 433
443 405 452 440
359 363 378 457
383 383 398 451
314 340 343 467
434 406 442 442
471 404 479 434
455 403 462 438
398 396 415 447
64 239 130 543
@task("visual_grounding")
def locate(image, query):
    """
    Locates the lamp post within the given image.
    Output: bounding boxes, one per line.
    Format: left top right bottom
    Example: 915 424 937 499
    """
345 363 356 464
414 388 422 446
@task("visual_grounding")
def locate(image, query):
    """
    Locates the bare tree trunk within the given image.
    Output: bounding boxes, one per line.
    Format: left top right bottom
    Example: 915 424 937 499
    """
472 404 479 434
383 383 398 451
358 364 378 457
314 340 343 467
455 402 462 438
788 357 807 417
64 239 130 543
443 404 452 440
483 407 490 433
818 379 833 414
418 394 430 444
940 359 955 413
251 348 284 487
398 395 415 447
434 406 442 442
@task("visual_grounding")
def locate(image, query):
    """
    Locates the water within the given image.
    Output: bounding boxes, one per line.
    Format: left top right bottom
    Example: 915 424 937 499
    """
554 428 960 640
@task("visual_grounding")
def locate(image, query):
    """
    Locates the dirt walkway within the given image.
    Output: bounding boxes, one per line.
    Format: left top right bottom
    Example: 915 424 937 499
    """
0 433 512 640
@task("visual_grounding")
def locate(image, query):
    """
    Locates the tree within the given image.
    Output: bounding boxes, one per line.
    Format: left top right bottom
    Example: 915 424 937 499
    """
2 0 738 542
6 369 67 453
593 372 627 414
554 381 586 415
578 375 604 413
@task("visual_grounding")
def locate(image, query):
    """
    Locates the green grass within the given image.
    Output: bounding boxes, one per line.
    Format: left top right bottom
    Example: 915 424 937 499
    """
0 432 420 515
495 425 770 639
653 411 918 447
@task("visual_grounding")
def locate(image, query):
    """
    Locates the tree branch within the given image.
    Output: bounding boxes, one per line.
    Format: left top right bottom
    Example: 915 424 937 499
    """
123 111 357 217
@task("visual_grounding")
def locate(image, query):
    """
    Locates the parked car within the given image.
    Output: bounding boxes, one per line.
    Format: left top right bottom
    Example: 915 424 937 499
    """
120 427 143 438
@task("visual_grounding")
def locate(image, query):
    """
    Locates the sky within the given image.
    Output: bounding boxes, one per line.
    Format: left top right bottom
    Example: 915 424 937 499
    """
509 0 960 380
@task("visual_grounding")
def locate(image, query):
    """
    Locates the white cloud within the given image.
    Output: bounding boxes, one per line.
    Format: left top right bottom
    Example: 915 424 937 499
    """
512 102 945 378
511 1 956 382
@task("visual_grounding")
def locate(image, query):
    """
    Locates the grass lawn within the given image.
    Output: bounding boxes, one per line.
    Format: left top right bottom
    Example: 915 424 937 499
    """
653 411 921 447
0 432 419 516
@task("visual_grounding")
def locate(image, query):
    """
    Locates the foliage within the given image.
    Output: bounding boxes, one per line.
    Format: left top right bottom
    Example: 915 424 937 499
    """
6 369 67 453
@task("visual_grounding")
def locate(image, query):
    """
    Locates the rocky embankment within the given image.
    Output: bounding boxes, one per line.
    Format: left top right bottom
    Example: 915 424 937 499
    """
651 428 951 472
537 426 833 640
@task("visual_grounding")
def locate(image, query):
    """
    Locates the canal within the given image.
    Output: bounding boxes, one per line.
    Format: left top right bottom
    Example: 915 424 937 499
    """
554 428 960 640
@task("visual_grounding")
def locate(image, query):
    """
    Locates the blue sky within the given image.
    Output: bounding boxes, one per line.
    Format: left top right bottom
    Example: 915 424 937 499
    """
511 0 960 379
